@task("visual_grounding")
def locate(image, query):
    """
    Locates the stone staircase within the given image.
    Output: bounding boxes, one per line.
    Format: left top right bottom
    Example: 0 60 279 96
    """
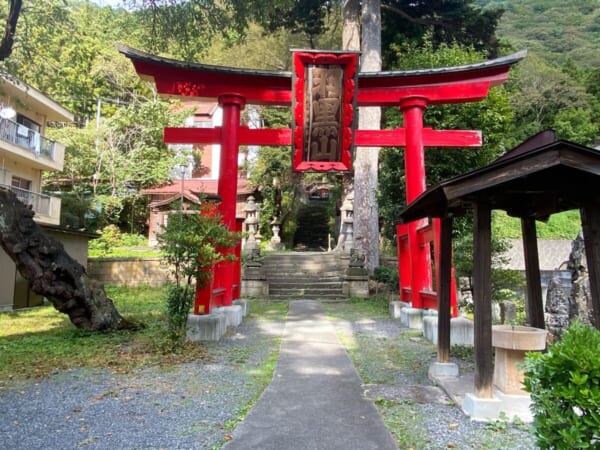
262 252 347 300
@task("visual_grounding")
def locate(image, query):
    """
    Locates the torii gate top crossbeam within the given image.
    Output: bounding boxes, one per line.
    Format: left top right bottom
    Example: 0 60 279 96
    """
117 44 525 106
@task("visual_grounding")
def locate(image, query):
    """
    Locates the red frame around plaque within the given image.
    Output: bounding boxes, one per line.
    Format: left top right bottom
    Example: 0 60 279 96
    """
292 51 358 172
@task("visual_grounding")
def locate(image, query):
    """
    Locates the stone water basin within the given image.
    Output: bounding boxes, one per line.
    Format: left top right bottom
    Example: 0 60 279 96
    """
492 325 548 395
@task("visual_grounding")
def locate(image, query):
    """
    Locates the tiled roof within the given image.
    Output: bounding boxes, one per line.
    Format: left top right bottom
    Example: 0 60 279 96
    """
141 178 254 195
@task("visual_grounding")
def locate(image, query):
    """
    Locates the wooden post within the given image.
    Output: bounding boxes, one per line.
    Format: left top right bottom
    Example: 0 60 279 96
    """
473 202 493 398
521 218 545 329
437 216 454 363
580 205 600 329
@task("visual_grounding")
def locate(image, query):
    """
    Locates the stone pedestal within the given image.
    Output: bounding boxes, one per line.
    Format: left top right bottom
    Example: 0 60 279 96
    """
344 263 369 298
492 325 547 395
463 393 503 421
389 301 404 318
214 305 243 327
428 362 459 379
233 298 250 316
423 316 474 346
242 266 268 297
186 313 227 342
400 307 424 329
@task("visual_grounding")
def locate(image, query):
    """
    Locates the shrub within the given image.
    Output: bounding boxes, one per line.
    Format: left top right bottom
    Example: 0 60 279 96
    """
372 265 399 292
164 284 195 341
523 322 600 449
89 225 148 257
158 206 240 341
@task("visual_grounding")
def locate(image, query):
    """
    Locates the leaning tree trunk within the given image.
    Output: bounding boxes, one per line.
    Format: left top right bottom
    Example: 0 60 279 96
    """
0 190 136 330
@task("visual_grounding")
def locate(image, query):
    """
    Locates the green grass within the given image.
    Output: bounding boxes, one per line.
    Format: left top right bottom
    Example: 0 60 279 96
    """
375 398 431 449
0 285 209 388
247 299 289 321
323 295 391 321
88 247 163 258
493 210 581 240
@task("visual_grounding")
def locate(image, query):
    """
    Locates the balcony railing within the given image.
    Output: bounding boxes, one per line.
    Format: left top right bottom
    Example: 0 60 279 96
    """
0 183 53 216
0 118 56 160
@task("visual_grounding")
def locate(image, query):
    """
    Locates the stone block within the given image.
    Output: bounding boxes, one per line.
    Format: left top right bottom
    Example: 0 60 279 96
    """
422 316 474 346
389 301 403 319
185 313 227 342
450 317 474 347
214 305 243 327
400 307 424 329
463 393 504 422
233 298 250 317
423 315 437 342
428 362 459 380
345 277 369 298
463 391 533 423
241 279 268 297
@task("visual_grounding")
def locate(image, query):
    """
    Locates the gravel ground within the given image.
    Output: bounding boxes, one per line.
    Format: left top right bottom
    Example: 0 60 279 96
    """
333 318 538 450
1 310 537 450
0 319 285 450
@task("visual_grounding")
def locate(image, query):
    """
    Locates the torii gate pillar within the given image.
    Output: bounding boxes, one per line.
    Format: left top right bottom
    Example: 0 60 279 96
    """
401 97 432 308
202 94 246 307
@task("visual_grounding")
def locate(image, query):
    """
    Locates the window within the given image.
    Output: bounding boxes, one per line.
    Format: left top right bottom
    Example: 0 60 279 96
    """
11 176 32 191
16 114 40 133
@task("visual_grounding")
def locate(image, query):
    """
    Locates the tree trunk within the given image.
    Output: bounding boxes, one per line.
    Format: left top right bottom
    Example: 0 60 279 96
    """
0 190 136 331
342 0 360 51
352 0 382 272
0 0 22 61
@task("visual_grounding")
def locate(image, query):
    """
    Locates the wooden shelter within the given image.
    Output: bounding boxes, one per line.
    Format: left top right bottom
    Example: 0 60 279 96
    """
397 130 600 398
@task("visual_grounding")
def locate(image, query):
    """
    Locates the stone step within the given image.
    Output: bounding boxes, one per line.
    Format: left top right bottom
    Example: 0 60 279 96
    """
267 292 346 300
267 272 343 280
269 288 344 296
267 276 343 284
262 261 343 269
254 251 359 300
269 289 343 298
262 252 340 261
269 280 343 288
263 260 344 268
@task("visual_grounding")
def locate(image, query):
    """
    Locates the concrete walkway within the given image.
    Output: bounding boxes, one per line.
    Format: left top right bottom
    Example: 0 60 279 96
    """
224 300 398 450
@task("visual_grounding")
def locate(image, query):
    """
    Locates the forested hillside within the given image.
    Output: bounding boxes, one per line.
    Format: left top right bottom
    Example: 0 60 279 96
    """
478 0 600 66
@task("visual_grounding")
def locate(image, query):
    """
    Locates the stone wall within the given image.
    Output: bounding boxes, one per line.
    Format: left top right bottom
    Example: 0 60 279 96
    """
87 257 171 287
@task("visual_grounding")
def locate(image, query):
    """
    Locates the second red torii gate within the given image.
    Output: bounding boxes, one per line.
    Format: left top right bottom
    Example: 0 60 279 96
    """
119 44 525 314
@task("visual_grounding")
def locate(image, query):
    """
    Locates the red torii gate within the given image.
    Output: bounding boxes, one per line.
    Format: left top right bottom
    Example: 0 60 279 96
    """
119 44 524 315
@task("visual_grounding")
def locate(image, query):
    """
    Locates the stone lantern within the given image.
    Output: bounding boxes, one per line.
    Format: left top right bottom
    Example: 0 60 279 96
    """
336 195 354 252
243 196 259 253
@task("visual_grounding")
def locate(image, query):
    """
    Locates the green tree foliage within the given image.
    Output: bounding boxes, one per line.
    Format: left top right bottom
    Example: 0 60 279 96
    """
380 0 503 64
247 0 341 49
480 0 600 67
129 0 246 61
4 1 146 121
524 322 600 449
157 205 239 340
506 54 599 146
46 98 191 232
